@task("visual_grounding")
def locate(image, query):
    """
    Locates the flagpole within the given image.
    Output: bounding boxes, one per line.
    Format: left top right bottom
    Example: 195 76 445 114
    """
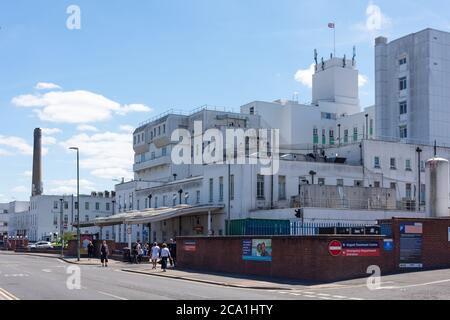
333 25 336 57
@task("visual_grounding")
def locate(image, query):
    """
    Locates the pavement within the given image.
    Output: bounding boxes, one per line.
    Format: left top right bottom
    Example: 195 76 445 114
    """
2 251 450 300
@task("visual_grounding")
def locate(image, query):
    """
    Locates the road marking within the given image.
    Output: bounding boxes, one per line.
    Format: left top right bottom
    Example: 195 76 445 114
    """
303 295 316 298
318 296 334 300
349 297 364 300
97 290 128 300
42 269 52 273
0 288 19 300
317 293 331 297
303 291 316 295
375 279 450 290
332 295 347 299
291 293 302 296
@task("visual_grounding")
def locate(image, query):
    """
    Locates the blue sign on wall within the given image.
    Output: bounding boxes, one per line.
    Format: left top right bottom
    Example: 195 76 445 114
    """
383 239 394 251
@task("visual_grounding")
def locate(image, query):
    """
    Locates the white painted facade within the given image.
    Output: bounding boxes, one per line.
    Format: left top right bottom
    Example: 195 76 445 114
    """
8 194 115 242
0 201 29 238
375 28 450 147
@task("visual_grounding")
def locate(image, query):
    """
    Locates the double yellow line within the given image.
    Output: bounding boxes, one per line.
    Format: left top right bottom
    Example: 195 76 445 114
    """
0 288 19 300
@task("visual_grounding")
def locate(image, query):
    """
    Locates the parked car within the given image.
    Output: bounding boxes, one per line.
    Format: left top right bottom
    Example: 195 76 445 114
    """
27 241 54 249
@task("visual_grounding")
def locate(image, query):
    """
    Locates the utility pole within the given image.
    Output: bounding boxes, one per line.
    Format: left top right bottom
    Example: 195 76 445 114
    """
59 198 64 258
69 147 80 261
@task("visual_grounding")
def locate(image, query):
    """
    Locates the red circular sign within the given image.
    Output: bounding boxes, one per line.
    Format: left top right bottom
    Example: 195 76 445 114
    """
328 240 342 256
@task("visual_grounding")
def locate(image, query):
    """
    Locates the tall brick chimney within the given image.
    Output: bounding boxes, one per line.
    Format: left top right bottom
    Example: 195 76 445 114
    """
31 128 43 197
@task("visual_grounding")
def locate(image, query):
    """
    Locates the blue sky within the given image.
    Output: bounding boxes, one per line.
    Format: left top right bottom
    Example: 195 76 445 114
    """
1 0 450 202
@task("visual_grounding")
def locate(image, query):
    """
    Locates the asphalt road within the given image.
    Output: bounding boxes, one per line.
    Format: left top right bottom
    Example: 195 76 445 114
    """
1 252 450 300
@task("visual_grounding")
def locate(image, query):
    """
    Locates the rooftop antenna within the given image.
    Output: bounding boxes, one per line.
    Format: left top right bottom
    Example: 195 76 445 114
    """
314 49 318 71
434 140 437 157
343 54 346 67
352 46 356 66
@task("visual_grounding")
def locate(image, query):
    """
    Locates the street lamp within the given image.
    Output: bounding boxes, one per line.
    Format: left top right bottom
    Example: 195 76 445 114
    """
59 198 64 258
69 147 80 261
416 147 423 211
309 170 317 185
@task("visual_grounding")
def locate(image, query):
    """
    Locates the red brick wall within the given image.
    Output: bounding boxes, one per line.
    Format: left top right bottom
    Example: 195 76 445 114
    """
177 218 450 282
177 235 395 282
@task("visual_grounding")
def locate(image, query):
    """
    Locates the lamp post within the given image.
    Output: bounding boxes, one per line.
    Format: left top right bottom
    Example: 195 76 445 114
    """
416 147 422 212
309 170 317 185
69 147 80 261
59 198 64 257
178 189 183 205
365 114 369 140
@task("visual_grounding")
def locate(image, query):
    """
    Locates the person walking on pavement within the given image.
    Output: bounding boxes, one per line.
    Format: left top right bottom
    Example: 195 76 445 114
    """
160 243 171 272
87 241 95 260
137 240 143 263
168 238 176 268
150 242 160 270
100 240 109 267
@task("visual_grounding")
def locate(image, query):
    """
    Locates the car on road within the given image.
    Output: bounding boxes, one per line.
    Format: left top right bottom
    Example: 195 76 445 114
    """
27 241 54 249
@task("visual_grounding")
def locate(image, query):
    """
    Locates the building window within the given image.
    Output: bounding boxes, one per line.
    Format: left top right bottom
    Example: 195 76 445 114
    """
353 128 358 142
399 77 407 91
219 176 224 202
196 190 200 204
154 196 158 208
374 156 381 169
106 203 110 211
249 107 255 115
162 147 167 157
336 179 344 187
64 201 69 209
53 214 58 225
209 178 214 203
390 158 397 170
64 215 68 224
230 175 235 200
163 195 167 207
399 57 407 65
163 124 166 134
172 195 177 206
133 136 137 145
374 181 381 188
390 182 397 190
313 128 319 144
399 101 407 115
318 178 325 186
400 125 408 139
53 201 58 209
85 215 89 222
406 184 412 199
344 130 349 143
278 176 286 200
257 175 265 200
105 230 110 240
420 160 425 172
369 119 374 136
85 202 89 210
322 129 326 145
95 202 100 211
151 152 155 160
405 159 412 171
329 130 334 146
137 199 140 210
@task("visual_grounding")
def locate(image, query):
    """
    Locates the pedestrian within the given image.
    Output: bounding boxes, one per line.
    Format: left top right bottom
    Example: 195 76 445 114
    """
150 242 160 270
143 242 148 257
136 240 143 263
168 238 177 268
100 240 109 267
160 243 171 272
87 241 95 260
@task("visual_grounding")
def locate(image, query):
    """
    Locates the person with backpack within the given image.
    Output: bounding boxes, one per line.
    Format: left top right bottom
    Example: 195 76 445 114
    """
160 243 171 272
150 242 160 269
100 240 109 267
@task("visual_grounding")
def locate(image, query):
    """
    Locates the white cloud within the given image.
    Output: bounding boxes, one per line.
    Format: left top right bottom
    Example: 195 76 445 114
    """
77 124 99 132
42 136 57 145
116 104 153 116
12 89 153 124
47 179 96 195
23 171 32 177
35 82 62 90
60 131 134 180
12 186 28 193
0 135 33 155
41 128 62 135
294 64 315 88
119 125 135 134
358 74 369 87
0 148 13 157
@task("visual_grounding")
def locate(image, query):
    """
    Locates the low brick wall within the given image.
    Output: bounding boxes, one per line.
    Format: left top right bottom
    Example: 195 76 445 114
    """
177 218 450 283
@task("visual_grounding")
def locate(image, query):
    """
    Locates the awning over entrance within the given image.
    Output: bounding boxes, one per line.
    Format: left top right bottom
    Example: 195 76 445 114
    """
75 204 225 228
